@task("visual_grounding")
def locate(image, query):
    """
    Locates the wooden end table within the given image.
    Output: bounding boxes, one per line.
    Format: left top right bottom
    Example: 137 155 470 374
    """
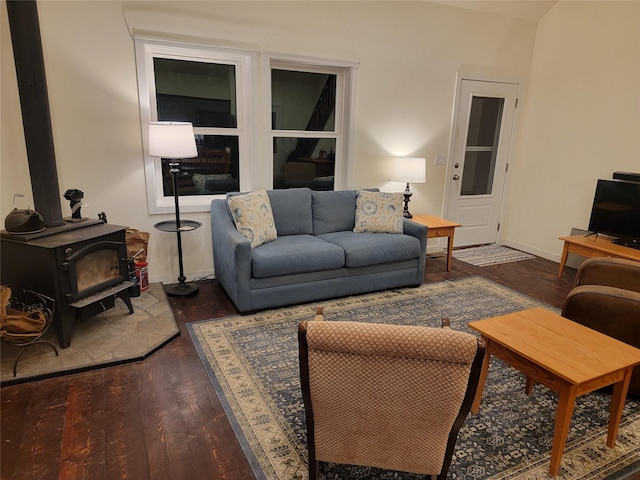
411 214 461 272
469 307 640 477
557 234 640 277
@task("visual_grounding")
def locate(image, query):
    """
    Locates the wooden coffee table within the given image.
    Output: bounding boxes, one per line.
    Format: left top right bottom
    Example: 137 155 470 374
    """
411 214 461 272
469 307 640 476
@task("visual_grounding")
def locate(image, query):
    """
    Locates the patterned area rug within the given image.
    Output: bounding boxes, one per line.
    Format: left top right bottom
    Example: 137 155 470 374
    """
187 277 640 480
453 244 535 267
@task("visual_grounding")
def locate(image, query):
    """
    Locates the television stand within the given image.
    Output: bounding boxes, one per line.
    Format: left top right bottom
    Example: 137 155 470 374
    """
557 234 640 277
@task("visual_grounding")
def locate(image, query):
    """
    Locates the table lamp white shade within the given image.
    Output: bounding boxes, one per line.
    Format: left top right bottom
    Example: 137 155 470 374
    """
391 157 426 184
148 121 198 158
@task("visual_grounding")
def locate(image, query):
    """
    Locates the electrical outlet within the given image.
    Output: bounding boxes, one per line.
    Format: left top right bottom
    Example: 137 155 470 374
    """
435 154 447 166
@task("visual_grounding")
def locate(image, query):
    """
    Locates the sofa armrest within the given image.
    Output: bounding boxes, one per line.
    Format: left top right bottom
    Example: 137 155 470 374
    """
563 285 640 332
210 199 252 312
403 218 428 284
575 257 640 293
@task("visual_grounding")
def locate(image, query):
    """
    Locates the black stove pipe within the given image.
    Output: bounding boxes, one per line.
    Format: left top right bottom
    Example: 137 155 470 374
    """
6 0 64 227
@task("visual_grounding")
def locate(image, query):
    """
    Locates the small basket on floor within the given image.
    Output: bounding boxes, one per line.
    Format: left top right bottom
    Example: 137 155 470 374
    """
1 285 59 377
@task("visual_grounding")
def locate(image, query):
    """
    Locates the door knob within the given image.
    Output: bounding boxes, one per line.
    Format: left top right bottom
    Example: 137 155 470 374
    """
453 174 460 180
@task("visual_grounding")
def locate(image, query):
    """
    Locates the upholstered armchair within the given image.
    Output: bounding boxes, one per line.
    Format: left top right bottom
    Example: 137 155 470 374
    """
562 257 640 396
297 313 485 480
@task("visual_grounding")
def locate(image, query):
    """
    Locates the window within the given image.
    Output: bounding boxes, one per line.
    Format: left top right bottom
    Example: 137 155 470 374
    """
268 57 356 193
135 38 253 214
155 58 240 197
271 68 338 190
136 38 356 213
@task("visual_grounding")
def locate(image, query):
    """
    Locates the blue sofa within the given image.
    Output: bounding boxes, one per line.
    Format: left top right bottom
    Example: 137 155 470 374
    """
210 187 427 312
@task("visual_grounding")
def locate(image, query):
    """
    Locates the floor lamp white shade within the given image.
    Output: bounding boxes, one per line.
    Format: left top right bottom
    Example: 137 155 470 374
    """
148 121 197 158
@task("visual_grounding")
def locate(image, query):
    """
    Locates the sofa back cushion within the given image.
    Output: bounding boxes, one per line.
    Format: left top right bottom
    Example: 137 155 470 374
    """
267 188 313 235
312 190 358 235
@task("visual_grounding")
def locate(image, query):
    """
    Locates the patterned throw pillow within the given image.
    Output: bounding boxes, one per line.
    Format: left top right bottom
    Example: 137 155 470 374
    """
353 190 404 234
227 190 278 248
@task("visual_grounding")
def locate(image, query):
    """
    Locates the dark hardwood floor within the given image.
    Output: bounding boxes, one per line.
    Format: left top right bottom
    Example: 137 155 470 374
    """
2 255 638 480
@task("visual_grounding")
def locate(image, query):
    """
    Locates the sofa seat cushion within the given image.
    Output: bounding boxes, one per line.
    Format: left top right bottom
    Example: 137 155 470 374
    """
252 235 345 279
319 231 421 268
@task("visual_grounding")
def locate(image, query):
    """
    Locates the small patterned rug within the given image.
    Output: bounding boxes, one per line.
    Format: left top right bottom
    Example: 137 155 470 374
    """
453 244 535 267
188 277 640 480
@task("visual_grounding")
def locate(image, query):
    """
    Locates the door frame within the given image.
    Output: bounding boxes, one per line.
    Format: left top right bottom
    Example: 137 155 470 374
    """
442 72 521 246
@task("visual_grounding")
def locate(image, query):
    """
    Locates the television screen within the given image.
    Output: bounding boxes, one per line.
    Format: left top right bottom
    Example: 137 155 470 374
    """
588 179 640 248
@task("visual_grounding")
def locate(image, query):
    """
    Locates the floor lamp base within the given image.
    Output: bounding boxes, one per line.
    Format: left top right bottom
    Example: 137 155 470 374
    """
165 282 199 297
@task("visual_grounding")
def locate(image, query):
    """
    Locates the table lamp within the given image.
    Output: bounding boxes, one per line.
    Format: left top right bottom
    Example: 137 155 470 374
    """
391 157 426 218
148 121 199 297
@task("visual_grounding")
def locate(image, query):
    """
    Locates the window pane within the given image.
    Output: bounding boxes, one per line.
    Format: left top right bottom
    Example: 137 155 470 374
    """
271 70 336 131
461 150 495 195
161 135 239 196
273 137 335 190
466 97 503 147
154 58 237 128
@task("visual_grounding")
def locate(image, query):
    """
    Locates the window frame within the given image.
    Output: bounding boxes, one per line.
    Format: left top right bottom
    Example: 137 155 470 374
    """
264 54 358 190
135 37 256 214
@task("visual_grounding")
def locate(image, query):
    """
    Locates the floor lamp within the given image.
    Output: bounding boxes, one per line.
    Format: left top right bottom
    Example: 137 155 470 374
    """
148 121 200 297
391 157 426 218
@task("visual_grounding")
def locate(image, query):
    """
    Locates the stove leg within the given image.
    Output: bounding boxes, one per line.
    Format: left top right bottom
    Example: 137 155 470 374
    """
55 310 75 349
117 289 134 314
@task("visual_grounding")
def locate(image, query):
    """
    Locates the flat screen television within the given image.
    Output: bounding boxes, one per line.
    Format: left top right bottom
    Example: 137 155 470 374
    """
588 179 640 250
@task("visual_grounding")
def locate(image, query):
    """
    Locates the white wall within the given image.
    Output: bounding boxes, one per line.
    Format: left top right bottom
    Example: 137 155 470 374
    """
1 1 549 284
503 1 640 260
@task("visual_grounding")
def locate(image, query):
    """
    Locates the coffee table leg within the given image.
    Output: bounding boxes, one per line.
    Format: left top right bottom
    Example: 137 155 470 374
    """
525 376 535 396
550 384 577 476
607 368 633 447
471 338 491 414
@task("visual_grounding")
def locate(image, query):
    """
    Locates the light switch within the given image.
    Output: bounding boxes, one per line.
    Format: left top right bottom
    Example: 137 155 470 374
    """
435 154 447 166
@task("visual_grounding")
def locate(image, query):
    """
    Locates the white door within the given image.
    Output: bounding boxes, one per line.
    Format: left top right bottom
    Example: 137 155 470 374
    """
445 79 519 247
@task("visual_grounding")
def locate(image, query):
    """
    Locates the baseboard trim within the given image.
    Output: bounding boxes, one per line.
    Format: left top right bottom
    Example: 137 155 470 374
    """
503 239 560 263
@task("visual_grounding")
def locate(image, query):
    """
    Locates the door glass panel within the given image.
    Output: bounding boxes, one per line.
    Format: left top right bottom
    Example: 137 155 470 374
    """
461 96 504 195
273 137 335 190
271 70 336 131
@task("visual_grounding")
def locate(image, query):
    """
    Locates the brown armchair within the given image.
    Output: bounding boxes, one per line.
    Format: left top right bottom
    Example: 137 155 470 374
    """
298 314 485 480
562 257 640 395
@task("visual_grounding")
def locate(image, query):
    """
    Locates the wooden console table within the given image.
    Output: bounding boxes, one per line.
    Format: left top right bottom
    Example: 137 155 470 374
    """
411 214 461 272
557 234 640 277
469 307 640 476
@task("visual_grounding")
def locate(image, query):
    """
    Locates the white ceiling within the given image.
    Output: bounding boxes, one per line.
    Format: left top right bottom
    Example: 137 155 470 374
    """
428 0 557 22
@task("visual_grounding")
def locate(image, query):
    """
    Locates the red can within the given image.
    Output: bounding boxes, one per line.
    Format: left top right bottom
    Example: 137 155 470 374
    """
135 261 149 291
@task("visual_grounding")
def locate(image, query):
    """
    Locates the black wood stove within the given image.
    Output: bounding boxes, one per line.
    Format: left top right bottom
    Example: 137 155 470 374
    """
1 222 133 348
